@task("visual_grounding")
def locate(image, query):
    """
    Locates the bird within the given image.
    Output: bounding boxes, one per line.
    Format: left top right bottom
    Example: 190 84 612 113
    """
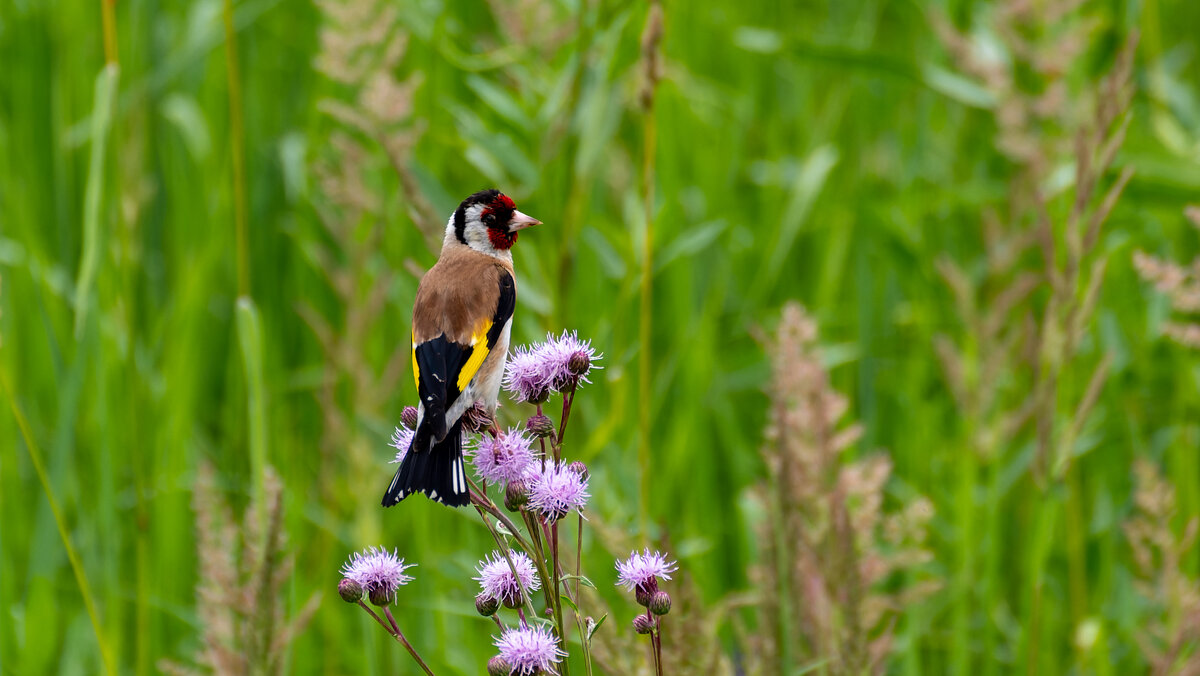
382 189 541 508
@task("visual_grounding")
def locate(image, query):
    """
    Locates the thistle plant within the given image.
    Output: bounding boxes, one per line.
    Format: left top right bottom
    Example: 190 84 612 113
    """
337 546 433 676
616 549 677 675
339 331 680 674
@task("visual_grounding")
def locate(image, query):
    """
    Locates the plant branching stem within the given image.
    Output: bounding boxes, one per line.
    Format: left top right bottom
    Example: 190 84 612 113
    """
556 384 578 451
646 612 663 676
356 602 437 676
551 521 568 673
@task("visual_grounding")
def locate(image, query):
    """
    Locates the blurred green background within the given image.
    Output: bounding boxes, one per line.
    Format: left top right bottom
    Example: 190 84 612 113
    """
2 0 1200 673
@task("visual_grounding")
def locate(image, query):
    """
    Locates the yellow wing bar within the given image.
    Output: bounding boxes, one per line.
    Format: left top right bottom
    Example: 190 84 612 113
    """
458 321 494 391
411 329 420 391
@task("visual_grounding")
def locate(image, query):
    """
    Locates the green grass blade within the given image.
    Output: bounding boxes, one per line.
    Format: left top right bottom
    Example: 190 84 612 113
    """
237 297 268 528
1 369 116 675
72 64 118 339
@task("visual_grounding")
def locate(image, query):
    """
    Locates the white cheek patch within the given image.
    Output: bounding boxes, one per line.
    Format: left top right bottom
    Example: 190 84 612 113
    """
465 204 486 222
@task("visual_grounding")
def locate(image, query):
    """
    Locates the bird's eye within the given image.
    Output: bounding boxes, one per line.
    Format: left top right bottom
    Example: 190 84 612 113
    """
483 212 496 225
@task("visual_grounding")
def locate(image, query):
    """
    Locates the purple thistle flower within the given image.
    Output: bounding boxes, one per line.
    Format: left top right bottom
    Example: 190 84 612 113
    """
493 624 566 675
503 345 551 403
389 424 415 464
341 547 416 603
527 461 589 521
503 331 602 402
475 550 541 607
538 330 600 390
615 548 677 594
470 429 535 485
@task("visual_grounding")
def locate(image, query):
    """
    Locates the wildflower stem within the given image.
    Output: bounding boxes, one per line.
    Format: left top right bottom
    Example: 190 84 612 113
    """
356 602 437 676
654 617 665 676
556 383 578 452
520 510 570 675
383 605 402 634
536 403 554 465
573 512 594 676
550 521 571 676
469 482 535 554
522 511 555 614
646 612 664 676
356 601 392 632
387 607 437 676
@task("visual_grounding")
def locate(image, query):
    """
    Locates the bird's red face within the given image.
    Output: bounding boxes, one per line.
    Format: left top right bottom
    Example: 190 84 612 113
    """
452 189 542 254
480 192 540 250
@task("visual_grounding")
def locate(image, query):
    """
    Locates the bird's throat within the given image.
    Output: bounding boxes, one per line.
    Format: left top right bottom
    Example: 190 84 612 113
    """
487 228 518 250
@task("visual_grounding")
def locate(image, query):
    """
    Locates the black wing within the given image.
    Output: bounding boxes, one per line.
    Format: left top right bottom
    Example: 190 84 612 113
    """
412 268 515 443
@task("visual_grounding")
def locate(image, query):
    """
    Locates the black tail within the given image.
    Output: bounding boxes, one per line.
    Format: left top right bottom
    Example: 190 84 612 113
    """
381 418 469 507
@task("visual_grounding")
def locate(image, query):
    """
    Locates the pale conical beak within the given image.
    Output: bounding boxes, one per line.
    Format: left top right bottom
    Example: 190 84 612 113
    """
508 210 542 230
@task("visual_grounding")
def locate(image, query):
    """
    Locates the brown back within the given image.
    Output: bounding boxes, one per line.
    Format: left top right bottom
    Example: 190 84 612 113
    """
412 247 514 344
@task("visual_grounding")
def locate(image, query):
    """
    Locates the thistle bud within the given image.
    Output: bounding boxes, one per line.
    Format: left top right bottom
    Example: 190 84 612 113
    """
504 480 528 512
569 461 588 480
463 403 494 434
527 386 551 406
503 592 526 611
635 585 655 608
649 591 672 616
476 593 500 617
525 413 555 439
368 585 393 607
401 406 418 429
338 578 363 603
487 656 512 676
567 351 591 377
633 613 654 635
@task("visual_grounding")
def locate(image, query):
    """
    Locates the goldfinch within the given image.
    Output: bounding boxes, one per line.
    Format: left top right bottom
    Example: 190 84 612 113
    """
382 189 541 507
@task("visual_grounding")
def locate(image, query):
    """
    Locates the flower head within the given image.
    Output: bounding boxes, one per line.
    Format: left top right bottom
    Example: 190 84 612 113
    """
475 550 541 608
503 346 552 403
527 461 590 521
471 429 535 485
340 547 416 605
389 423 415 464
615 548 677 594
504 331 602 402
537 330 600 390
493 624 566 675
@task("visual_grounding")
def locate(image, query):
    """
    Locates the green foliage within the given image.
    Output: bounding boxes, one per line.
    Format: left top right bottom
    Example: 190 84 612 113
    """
1 0 1199 673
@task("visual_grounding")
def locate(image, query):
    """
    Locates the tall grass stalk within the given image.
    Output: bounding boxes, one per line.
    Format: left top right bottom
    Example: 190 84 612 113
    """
224 0 264 530
637 0 663 540
1 370 116 675
238 298 269 531
223 0 249 297
100 0 117 65
72 65 118 338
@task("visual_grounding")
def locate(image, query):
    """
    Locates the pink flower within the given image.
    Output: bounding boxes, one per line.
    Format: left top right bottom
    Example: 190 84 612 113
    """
493 624 565 675
389 424 415 464
527 461 589 521
504 331 601 402
470 429 535 485
475 551 541 607
341 547 416 601
615 548 677 593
